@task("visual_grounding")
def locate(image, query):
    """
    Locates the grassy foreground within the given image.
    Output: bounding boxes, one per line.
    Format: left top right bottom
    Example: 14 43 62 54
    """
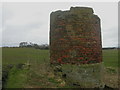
102 49 118 68
2 48 119 88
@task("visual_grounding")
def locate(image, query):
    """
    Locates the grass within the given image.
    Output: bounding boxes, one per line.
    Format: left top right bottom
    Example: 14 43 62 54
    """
5 66 28 88
2 48 50 88
3 48 118 68
2 47 118 88
2 48 49 65
102 49 118 68
0 48 2 89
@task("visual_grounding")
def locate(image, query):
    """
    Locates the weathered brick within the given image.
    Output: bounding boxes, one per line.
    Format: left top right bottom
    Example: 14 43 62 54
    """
50 7 104 88
50 7 102 65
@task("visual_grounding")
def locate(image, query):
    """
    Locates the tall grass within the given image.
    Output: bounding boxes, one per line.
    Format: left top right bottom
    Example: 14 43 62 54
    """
2 48 118 68
2 48 118 88
102 49 118 68
2 48 49 65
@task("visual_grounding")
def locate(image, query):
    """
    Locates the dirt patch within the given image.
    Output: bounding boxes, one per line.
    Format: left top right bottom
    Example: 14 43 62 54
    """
103 67 118 88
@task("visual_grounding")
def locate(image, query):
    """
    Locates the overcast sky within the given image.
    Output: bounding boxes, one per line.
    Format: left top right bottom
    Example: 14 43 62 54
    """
1 2 118 47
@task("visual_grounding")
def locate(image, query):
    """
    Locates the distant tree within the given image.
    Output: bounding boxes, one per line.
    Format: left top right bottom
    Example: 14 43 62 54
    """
34 44 40 49
19 42 28 47
39 44 49 50
19 42 49 49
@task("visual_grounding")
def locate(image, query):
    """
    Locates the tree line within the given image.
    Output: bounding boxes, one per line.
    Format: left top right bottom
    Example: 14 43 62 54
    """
19 42 49 50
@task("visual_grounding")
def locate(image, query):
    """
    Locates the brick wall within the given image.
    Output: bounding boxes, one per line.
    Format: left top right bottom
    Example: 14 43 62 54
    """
50 7 102 65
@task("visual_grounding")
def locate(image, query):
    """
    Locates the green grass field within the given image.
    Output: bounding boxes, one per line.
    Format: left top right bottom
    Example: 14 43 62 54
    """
102 49 118 68
2 48 119 88
2 48 49 65
2 48 118 68
2 48 50 88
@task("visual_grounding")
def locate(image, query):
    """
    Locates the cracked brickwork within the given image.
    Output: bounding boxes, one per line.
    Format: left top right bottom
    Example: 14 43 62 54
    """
50 7 102 65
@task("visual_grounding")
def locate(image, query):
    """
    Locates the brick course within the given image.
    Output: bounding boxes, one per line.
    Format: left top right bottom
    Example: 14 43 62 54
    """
50 7 102 65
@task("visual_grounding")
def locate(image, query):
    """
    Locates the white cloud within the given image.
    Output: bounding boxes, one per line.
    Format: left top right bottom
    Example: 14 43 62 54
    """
102 27 118 47
3 3 47 26
0 3 2 47
2 2 118 47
